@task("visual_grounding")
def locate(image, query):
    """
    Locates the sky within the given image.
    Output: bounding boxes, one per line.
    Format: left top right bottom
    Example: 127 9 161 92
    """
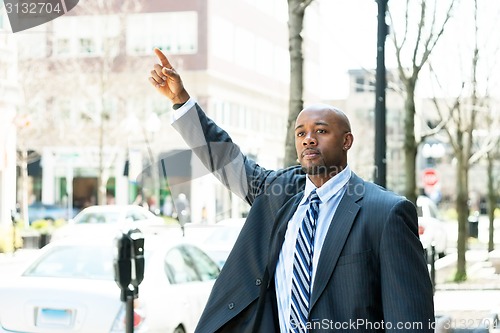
2 0 499 101
317 0 378 99
316 0 500 100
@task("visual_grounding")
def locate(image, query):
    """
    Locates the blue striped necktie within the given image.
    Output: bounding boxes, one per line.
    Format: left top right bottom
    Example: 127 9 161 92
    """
290 189 321 332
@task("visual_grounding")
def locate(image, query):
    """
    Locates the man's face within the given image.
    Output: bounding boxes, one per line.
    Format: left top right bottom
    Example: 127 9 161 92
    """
294 105 351 177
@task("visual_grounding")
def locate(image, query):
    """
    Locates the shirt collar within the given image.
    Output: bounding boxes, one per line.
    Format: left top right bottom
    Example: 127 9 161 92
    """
300 165 352 206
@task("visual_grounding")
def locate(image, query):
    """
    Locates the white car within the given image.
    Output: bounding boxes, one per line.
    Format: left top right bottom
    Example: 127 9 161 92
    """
416 195 448 259
0 232 219 333
51 205 169 241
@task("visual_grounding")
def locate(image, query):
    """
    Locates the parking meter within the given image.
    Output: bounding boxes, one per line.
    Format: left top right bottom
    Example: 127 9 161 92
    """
114 228 145 299
113 228 145 301
114 228 144 333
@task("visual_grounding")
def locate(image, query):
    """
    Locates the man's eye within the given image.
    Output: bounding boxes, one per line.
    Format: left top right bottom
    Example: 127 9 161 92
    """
317 129 326 134
296 132 304 137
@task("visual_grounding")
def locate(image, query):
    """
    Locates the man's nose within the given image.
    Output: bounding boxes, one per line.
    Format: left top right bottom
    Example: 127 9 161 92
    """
303 133 317 145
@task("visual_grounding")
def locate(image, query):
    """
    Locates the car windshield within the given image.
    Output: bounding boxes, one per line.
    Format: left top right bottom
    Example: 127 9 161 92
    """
23 246 115 280
75 211 123 224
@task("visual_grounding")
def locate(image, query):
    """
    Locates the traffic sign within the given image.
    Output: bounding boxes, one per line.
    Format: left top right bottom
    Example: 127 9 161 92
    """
422 168 439 187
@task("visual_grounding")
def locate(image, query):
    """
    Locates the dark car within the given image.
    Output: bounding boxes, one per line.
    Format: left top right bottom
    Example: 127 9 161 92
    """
28 202 79 225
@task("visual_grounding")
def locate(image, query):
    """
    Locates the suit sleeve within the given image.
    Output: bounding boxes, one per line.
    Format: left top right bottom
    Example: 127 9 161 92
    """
379 199 435 332
170 103 275 205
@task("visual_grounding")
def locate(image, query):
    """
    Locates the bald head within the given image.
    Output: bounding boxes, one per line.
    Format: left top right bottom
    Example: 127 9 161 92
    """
294 103 354 187
296 104 351 132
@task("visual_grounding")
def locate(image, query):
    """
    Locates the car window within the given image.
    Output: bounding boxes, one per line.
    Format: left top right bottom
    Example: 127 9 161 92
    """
182 245 220 281
23 246 114 280
127 208 148 221
428 202 439 219
417 196 441 220
164 246 201 284
76 211 121 223
416 205 424 217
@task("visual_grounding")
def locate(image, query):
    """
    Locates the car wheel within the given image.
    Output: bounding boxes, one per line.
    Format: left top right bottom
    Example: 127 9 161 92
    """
173 326 186 333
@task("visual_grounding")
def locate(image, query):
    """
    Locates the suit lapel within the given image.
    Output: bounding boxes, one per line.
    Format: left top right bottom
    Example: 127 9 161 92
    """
310 174 364 309
267 192 304 280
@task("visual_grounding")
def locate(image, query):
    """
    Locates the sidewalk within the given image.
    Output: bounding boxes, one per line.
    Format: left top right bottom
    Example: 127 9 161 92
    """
434 249 500 290
433 248 500 330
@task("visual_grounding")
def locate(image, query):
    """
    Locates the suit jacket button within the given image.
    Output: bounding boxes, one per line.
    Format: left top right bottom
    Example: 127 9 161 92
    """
228 302 235 310
255 278 262 286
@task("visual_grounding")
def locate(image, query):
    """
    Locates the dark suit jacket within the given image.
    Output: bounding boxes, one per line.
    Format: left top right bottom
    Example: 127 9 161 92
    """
172 103 435 333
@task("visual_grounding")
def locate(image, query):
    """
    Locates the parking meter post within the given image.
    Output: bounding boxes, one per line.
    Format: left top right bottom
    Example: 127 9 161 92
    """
126 293 134 333
114 229 145 333
430 243 436 294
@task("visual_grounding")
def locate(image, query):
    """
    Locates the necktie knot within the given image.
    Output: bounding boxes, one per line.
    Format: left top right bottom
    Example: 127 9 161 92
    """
307 190 320 221
309 189 319 199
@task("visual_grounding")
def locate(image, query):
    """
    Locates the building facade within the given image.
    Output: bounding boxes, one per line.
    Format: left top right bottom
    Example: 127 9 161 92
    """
14 0 323 224
329 69 407 194
331 69 500 209
0 5 19 238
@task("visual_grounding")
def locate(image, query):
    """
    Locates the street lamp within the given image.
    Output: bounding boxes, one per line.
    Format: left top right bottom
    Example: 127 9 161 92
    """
374 0 388 188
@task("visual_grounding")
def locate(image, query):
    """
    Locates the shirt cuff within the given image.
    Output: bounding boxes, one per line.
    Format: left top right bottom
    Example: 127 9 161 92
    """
171 98 196 123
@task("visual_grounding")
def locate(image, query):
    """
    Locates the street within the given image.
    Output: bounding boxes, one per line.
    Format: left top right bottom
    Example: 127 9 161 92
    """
431 214 500 331
435 289 500 323
1 218 500 332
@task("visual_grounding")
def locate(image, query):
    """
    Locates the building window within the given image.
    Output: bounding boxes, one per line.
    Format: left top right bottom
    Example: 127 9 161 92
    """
355 77 365 92
55 38 70 55
79 38 95 54
127 12 198 56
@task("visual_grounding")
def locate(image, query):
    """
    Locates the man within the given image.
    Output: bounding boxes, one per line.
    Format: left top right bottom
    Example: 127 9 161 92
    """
149 48 434 332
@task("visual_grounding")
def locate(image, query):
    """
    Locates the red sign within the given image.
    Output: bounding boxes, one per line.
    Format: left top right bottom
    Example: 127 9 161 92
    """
422 168 438 187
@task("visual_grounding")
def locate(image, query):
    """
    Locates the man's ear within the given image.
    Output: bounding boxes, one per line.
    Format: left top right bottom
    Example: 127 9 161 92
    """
343 132 354 150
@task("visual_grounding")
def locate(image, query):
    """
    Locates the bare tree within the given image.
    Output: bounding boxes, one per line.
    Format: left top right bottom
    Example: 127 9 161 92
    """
69 0 143 205
388 0 457 204
16 0 145 211
16 59 67 226
284 0 314 167
13 116 40 228
430 0 500 281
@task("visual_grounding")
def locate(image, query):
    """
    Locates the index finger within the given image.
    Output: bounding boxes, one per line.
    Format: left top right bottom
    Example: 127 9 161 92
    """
154 48 172 68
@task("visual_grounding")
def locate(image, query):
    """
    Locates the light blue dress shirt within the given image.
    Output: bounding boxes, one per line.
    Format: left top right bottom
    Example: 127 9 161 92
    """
275 166 351 332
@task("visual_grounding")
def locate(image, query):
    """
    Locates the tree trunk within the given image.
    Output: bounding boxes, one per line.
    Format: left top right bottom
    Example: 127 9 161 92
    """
284 0 306 167
455 155 469 281
403 84 418 204
487 153 496 252
20 149 30 228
